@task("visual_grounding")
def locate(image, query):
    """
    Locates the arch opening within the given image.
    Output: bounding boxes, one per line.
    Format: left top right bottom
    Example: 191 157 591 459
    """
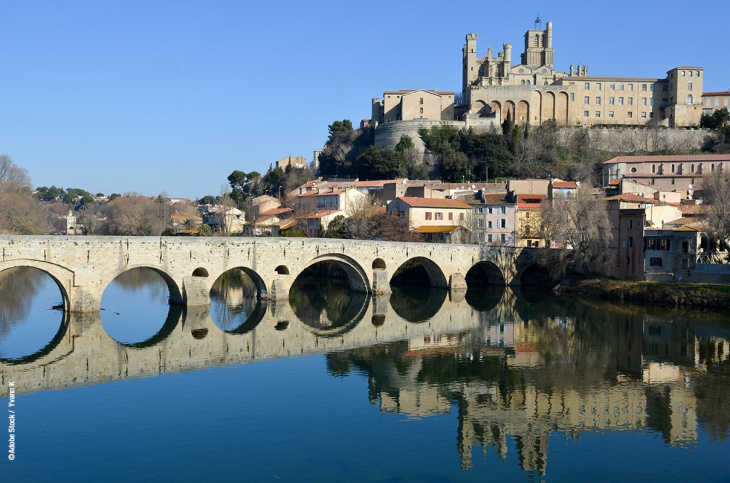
290 260 369 336
372 258 386 270
192 267 209 277
519 264 555 289
209 268 267 333
275 265 290 275
391 257 448 288
0 267 69 364
100 267 182 347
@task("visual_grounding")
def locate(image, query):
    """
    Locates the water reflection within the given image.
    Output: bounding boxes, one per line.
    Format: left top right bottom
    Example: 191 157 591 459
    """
100 267 174 345
209 268 264 333
289 276 368 335
0 267 66 363
2 275 730 477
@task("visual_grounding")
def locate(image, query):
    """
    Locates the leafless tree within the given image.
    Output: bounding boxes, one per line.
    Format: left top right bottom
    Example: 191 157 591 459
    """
537 186 615 277
0 154 50 234
700 171 730 262
98 194 172 236
0 154 31 193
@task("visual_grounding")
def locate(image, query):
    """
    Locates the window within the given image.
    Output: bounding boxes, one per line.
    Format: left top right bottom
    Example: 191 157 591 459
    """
626 256 631 266
487 220 493 229
628 236 633 247
628 84 634 91
642 97 647 105
475 206 484 213
609 97 615 105
477 219 484 228
584 96 590 104
425 212 432 220
610 84 615 90
628 97 633 105
641 112 647 118
645 238 671 250
619 97 624 105
652 164 656 173
435 212 443 221
419 107 423 114
448 212 453 221
596 82 602 90
570 93 575 101
596 97 601 105
419 97 423 104
487 234 493 242
688 81 693 91
584 110 589 117
650 98 654 106
682 241 689 253
585 82 590 89
681 70 686 76
609 111 614 118
650 257 663 267
501 234 507 243
650 84 655 91
642 84 647 91
596 111 601 117
500 219 507 228
619 84 624 91
459 213 464 221
627 112 633 118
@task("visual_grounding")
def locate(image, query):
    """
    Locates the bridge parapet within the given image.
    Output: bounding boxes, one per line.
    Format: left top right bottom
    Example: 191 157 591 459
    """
0 236 532 312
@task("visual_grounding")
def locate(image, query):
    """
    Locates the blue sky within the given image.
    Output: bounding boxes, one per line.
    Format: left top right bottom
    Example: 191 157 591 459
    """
2 1 728 200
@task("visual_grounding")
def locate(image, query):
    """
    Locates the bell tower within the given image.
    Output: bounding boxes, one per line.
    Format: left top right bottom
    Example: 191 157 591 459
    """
520 16 554 68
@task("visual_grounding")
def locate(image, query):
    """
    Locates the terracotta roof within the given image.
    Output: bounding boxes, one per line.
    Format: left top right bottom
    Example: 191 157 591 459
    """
551 181 578 188
703 91 730 97
394 197 473 209
300 210 342 219
603 154 730 164
605 193 659 203
259 207 291 216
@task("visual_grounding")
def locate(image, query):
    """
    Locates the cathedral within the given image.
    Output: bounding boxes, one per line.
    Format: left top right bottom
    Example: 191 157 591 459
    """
462 17 704 128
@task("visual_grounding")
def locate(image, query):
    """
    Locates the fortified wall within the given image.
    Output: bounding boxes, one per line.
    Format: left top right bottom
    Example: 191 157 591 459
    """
376 119 709 154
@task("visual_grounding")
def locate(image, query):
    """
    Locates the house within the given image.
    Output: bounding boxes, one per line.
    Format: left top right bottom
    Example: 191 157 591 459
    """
298 210 344 237
459 191 518 245
386 197 472 243
516 194 546 247
203 207 245 235
295 186 367 216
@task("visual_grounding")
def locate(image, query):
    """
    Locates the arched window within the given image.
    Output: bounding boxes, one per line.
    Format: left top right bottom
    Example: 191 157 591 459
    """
671 164 675 173
651 164 656 174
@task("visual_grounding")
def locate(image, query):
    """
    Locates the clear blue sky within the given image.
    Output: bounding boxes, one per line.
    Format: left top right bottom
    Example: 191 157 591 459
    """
2 1 728 200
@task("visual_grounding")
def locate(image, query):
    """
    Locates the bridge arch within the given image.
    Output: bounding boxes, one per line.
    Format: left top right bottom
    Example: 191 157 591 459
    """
102 265 184 306
301 254 370 293
0 260 74 312
465 261 506 286
391 256 448 288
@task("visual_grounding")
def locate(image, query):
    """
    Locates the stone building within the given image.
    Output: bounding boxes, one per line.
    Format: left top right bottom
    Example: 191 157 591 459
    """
462 18 704 128
602 153 730 193
701 89 730 115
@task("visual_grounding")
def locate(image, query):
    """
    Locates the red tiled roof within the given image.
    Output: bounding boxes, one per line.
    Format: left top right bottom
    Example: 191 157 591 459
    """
702 91 730 97
603 154 730 164
551 181 578 188
395 197 473 209
300 210 342 219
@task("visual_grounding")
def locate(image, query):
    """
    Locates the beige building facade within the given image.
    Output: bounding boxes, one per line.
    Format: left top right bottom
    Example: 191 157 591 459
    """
372 89 455 124
463 20 704 128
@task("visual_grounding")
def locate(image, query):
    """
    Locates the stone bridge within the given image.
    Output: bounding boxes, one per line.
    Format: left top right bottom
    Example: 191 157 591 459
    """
0 236 536 313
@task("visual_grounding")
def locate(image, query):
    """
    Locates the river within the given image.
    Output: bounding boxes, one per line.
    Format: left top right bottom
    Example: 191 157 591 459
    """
1 266 729 481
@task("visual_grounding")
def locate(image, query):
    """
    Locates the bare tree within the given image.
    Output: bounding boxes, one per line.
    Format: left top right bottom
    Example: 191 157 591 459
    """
537 186 615 277
700 171 730 262
99 194 172 236
0 154 31 193
0 154 50 234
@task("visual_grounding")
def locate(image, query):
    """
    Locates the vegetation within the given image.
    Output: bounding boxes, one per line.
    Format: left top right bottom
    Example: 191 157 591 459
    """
701 108 730 153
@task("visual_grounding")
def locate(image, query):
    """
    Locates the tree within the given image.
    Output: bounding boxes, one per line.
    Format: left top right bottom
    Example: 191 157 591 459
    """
99 194 173 236
0 154 49 234
356 146 402 180
324 215 348 238
367 212 421 242
537 186 615 277
700 171 730 261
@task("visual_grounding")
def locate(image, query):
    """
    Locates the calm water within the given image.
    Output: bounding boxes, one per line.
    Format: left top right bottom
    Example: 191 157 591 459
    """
1 266 729 482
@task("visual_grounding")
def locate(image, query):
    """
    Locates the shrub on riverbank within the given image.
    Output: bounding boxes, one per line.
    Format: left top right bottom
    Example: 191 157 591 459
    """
558 278 730 309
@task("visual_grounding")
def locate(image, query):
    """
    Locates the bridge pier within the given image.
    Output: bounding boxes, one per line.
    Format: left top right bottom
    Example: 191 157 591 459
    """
371 269 391 295
68 286 102 313
265 278 291 300
448 273 467 291
182 276 210 307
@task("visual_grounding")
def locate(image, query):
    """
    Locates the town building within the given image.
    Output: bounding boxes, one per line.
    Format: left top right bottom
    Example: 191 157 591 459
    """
515 194 546 248
386 197 472 243
602 154 730 194
462 18 704 128
371 89 455 124
701 90 730 115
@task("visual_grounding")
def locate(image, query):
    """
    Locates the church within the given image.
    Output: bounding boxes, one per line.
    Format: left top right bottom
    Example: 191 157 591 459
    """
462 17 704 128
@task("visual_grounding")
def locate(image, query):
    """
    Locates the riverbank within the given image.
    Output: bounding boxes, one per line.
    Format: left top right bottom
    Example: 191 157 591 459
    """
556 278 730 309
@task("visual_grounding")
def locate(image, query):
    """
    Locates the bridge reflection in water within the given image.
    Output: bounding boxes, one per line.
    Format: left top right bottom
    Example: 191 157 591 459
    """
1 268 730 476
